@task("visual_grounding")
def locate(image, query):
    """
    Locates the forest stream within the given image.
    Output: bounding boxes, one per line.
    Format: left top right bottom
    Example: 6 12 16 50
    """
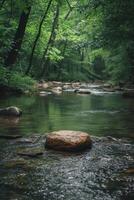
0 90 134 200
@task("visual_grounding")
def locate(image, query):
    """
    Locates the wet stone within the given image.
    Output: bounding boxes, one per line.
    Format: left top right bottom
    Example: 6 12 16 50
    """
0 106 22 116
46 130 92 152
76 89 91 94
17 146 44 157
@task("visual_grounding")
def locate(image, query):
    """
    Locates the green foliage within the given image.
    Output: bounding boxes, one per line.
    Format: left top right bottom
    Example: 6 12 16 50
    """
0 67 36 92
0 0 133 85
0 67 9 85
9 72 36 92
48 47 63 62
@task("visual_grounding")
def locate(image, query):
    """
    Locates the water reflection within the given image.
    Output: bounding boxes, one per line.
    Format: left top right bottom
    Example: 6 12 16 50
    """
0 94 133 138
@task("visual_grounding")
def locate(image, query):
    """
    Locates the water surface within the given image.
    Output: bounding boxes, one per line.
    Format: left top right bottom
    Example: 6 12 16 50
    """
0 93 134 200
0 93 134 138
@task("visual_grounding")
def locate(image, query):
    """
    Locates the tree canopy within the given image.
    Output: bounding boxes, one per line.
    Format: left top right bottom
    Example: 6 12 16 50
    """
0 0 134 86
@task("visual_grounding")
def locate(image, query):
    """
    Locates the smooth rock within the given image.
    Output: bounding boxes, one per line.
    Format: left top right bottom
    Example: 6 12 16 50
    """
17 146 44 157
45 130 92 152
72 82 80 89
62 85 72 90
63 89 77 93
39 91 52 96
103 83 112 88
52 81 62 87
51 87 62 94
76 89 91 94
0 106 22 116
103 88 115 92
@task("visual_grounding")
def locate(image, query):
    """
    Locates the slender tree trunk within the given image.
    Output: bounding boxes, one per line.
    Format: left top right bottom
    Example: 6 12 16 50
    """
64 0 74 20
25 0 53 75
4 6 31 68
80 48 84 62
40 2 60 78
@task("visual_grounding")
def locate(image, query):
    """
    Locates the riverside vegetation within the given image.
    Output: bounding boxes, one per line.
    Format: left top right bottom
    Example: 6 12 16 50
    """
0 0 134 92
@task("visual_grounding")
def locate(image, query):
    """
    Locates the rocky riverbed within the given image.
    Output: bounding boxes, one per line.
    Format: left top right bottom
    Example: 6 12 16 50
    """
0 134 134 200
37 81 134 97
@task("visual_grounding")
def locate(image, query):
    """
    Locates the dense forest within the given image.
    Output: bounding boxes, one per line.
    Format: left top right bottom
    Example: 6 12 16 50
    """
0 0 134 91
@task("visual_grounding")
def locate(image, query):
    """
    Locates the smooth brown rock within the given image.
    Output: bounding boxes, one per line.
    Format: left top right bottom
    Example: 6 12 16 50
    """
46 130 92 152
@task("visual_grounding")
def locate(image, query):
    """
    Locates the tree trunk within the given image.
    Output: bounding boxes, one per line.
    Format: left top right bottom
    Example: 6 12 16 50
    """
4 6 31 68
25 0 53 75
40 2 60 78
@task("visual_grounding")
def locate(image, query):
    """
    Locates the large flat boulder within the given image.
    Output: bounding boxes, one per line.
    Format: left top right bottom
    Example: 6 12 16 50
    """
45 130 92 152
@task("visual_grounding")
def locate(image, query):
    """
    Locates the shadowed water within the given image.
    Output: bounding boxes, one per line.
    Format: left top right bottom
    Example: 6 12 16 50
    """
0 93 134 200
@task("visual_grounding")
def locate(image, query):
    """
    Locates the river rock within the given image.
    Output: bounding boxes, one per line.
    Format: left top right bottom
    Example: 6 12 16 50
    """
103 88 115 92
62 84 72 90
0 106 22 116
39 91 52 96
103 83 112 88
45 130 92 152
51 87 62 94
17 146 44 157
76 89 91 94
52 81 62 87
72 82 80 89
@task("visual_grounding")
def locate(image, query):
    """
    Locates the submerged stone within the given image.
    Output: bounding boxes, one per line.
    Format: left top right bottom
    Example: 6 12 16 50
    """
17 146 44 157
45 130 92 152
0 159 29 169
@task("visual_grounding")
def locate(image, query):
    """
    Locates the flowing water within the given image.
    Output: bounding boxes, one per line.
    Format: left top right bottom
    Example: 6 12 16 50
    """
0 92 134 200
